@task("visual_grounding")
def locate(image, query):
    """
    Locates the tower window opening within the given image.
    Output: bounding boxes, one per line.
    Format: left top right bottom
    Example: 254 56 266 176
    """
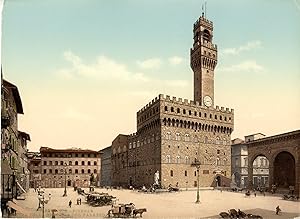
177 108 180 113
203 29 211 42
171 107 174 112
165 106 168 111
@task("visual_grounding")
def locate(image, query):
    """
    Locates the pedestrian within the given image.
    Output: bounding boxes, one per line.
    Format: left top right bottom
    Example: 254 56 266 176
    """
37 198 41 211
276 206 281 215
254 192 256 197
79 198 81 205
69 200 72 208
263 191 265 197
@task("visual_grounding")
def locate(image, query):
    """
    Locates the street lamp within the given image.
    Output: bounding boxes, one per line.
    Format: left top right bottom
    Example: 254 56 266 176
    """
63 162 67 197
191 158 201 204
37 190 51 218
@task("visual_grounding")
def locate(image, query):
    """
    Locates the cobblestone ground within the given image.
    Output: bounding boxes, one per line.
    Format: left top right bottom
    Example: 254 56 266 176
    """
10 188 300 218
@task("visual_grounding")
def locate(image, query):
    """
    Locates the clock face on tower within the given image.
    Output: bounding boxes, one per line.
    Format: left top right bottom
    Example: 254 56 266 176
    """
203 95 213 107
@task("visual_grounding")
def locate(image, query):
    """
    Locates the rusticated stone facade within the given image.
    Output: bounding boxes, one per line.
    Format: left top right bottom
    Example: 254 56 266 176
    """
111 14 234 189
39 147 101 188
247 130 300 196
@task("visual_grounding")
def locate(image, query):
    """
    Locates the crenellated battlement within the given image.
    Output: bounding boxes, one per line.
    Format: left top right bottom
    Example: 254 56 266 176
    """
137 96 160 114
191 40 217 52
159 94 234 114
194 16 213 30
129 132 138 138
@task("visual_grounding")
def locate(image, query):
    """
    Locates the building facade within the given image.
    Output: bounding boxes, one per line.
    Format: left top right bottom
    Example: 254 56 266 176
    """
247 130 300 196
111 14 234 189
231 135 269 188
27 152 41 189
1 76 30 212
39 147 101 188
100 146 112 187
18 131 31 191
231 138 248 187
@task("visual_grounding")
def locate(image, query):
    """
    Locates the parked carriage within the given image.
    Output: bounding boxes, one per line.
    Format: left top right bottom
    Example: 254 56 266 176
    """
86 193 116 207
283 194 299 201
107 203 147 218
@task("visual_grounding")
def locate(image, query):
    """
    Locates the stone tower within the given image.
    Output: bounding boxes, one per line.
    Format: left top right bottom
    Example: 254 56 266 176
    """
190 13 217 107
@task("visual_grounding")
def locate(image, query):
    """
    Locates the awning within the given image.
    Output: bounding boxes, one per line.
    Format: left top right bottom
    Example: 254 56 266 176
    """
17 181 26 193
7 201 32 217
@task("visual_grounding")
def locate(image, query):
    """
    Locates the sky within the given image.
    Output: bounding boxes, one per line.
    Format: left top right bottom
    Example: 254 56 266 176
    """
1 0 300 152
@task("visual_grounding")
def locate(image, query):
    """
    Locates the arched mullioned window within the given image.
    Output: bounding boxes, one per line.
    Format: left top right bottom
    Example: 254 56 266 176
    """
166 132 171 140
216 136 220 145
204 136 208 143
185 156 189 164
176 156 181 164
166 155 171 163
185 134 190 142
194 135 198 142
216 157 220 166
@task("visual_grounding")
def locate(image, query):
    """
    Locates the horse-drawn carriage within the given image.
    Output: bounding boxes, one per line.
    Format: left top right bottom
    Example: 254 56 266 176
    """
86 193 117 207
283 194 299 201
107 203 147 218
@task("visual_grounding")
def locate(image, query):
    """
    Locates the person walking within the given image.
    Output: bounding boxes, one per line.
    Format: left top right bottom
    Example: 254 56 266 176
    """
69 200 72 208
276 206 281 215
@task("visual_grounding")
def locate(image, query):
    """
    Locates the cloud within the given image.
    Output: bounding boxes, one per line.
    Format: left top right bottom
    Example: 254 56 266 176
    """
136 58 162 69
220 40 262 56
57 51 149 82
168 56 184 65
295 0 300 12
218 60 265 73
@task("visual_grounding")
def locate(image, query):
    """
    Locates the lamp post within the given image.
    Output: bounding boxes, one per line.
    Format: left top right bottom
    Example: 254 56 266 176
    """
37 191 51 218
63 162 67 197
191 159 201 204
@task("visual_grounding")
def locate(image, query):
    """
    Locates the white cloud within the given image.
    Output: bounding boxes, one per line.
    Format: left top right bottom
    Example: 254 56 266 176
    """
168 56 184 65
136 58 162 69
219 60 265 73
294 0 300 12
57 51 149 82
220 40 262 56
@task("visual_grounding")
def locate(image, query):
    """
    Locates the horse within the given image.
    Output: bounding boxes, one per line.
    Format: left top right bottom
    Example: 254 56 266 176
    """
133 208 147 217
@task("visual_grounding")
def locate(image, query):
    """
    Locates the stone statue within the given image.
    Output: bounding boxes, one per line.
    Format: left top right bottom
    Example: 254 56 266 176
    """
232 173 236 184
154 170 159 185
